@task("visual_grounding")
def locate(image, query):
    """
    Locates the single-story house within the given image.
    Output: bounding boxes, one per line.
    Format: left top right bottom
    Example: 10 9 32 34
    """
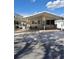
14 12 64 30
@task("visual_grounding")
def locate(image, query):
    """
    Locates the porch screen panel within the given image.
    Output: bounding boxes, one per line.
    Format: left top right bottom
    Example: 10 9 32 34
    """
51 20 55 25
46 20 50 25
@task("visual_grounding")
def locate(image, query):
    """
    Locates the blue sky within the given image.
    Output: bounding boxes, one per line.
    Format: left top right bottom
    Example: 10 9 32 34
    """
14 0 64 16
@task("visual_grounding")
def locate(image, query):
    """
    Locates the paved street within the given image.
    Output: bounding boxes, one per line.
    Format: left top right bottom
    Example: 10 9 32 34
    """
14 30 64 59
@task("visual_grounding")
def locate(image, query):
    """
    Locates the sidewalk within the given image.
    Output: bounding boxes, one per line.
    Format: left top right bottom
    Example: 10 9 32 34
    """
14 29 61 36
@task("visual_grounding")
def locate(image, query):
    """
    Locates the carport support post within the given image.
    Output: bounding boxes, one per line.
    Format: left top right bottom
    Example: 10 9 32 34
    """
26 18 30 30
42 16 46 31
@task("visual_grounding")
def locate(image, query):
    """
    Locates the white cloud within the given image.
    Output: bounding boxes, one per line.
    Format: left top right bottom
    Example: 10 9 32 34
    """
46 0 64 9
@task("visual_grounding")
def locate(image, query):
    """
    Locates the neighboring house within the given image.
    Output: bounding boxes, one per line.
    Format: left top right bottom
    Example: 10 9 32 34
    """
55 20 64 30
14 12 64 30
14 14 25 30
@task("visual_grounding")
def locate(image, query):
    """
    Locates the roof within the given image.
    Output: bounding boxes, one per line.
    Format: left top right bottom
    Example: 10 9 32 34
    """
25 12 64 20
